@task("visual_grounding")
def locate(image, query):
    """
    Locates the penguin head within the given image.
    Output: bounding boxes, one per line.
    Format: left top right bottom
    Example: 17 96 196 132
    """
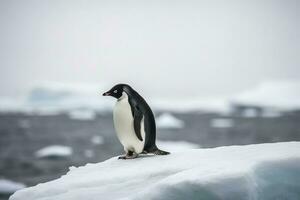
102 84 129 99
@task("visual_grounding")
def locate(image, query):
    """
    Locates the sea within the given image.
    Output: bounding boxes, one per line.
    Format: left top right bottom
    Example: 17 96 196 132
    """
1 110 300 200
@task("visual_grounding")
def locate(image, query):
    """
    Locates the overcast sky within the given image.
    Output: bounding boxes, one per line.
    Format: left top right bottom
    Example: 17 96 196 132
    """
0 0 299 99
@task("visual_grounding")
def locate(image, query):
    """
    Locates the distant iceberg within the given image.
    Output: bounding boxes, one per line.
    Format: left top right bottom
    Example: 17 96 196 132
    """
157 140 200 152
0 82 113 114
210 118 234 128
233 81 300 110
26 82 113 113
150 97 230 113
68 109 96 120
1 80 300 114
156 113 185 129
10 142 300 200
35 145 73 159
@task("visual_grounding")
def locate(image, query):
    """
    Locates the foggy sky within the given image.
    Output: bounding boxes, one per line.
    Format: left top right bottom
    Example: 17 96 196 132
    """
0 0 299 99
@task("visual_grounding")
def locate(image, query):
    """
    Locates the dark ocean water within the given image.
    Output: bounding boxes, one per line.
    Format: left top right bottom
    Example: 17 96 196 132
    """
0 111 300 200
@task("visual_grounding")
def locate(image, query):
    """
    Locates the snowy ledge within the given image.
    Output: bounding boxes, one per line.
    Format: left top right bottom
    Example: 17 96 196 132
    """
10 142 300 200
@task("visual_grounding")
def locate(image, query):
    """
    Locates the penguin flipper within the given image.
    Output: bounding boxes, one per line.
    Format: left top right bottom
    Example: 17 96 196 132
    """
133 106 143 141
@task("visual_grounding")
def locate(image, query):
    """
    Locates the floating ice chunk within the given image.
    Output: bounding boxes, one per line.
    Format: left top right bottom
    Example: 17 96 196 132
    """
17 119 31 129
157 140 200 152
156 113 185 129
242 108 258 118
91 135 104 145
210 118 234 128
35 145 73 158
84 150 94 158
10 142 300 200
68 109 96 120
0 179 25 194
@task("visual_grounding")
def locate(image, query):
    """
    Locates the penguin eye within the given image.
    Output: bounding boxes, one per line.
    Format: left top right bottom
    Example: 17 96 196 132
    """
113 90 118 94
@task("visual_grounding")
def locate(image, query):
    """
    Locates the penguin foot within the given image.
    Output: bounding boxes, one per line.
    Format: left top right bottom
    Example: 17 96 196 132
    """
118 151 138 159
140 150 148 155
118 154 138 159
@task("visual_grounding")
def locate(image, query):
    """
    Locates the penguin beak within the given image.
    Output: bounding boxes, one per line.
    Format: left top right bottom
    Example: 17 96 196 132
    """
102 91 111 96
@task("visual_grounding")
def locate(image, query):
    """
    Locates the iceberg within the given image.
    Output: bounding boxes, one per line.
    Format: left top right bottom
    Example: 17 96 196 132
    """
150 97 230 113
35 145 73 159
156 113 185 129
233 81 300 110
0 82 114 114
26 82 114 113
10 142 300 200
157 140 200 152
68 109 96 121
1 80 300 114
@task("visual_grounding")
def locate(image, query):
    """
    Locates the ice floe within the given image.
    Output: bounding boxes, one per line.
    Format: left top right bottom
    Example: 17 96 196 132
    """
156 113 185 129
35 145 73 159
10 142 300 200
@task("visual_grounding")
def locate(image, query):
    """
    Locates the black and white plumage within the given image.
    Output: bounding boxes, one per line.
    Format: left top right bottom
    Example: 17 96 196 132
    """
103 84 170 159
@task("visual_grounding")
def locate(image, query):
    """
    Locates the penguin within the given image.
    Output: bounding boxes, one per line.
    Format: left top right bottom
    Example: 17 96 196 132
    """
103 84 170 159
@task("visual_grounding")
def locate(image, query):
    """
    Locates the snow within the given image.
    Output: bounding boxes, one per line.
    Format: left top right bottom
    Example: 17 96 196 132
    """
156 113 185 129
35 145 73 158
210 118 234 128
0 179 25 194
10 142 300 200
68 109 96 120
157 140 200 152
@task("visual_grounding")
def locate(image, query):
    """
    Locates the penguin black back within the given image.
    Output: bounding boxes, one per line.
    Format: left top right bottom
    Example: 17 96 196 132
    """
123 85 157 152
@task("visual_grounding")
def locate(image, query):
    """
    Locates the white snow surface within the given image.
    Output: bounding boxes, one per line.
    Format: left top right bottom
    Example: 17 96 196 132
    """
35 145 73 158
11 142 300 200
0 179 26 194
156 113 185 129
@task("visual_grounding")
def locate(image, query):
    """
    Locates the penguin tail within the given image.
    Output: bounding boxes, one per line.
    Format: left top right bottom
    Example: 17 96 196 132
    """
144 144 170 155
152 148 170 155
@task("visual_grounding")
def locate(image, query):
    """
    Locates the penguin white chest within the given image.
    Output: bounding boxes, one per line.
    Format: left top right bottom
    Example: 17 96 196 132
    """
113 93 145 153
